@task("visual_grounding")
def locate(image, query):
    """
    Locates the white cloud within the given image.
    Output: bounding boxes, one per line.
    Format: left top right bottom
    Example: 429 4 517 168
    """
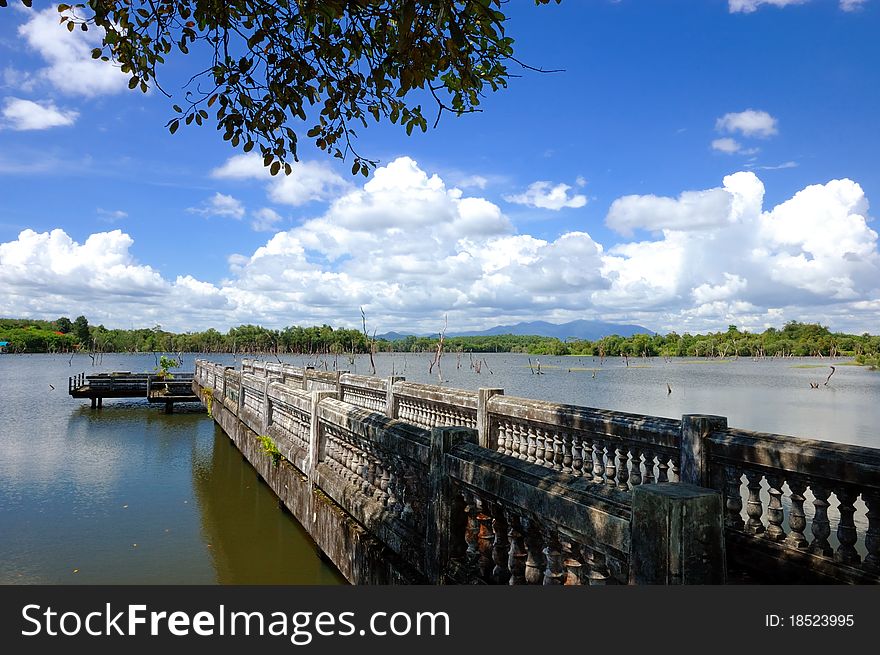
211 154 351 206
17 8 129 97
455 175 488 190
596 172 879 330
1 97 78 130
188 193 245 219
751 161 799 171
2 160 878 334
692 273 748 304
711 137 743 154
251 207 284 232
728 0 807 12
96 208 128 222
730 1 867 13
2 67 37 93
504 181 588 210
716 109 778 138
606 186 735 236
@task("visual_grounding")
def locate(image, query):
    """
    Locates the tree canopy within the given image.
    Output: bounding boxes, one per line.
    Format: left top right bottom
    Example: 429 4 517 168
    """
3 0 560 175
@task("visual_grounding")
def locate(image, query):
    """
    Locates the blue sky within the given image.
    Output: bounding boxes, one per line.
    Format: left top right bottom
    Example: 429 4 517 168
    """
1 0 878 334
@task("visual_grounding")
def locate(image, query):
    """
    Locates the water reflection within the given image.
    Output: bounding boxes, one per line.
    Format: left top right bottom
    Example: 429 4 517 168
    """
192 427 345 584
0 353 342 584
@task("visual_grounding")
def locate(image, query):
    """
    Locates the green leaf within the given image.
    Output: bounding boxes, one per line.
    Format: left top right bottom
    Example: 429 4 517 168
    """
168 120 179 135
269 161 281 176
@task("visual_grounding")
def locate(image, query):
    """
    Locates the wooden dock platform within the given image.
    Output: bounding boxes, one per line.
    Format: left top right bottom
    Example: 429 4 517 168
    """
68 371 199 412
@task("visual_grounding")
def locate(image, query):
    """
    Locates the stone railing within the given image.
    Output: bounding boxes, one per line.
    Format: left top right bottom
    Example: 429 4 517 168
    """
485 395 681 488
440 437 634 584
194 359 724 584
391 382 478 431
705 427 880 584
193 359 880 585
338 373 391 413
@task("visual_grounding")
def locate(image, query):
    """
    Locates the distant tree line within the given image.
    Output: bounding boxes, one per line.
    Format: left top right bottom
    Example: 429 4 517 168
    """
0 317 375 355
1 318 878 365
390 323 880 361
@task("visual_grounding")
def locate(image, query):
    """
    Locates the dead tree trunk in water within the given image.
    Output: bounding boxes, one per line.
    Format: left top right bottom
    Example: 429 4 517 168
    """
360 307 376 375
428 315 447 383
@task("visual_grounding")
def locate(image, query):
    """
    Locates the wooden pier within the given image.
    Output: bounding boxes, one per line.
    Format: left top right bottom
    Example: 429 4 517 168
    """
68 371 199 413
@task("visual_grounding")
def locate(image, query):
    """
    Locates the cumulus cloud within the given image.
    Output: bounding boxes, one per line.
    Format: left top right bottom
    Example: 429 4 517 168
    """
596 172 879 331
2 159 878 334
211 154 351 206
1 97 78 130
188 193 245 219
17 8 129 97
505 181 587 210
606 186 735 236
716 110 778 138
728 0 807 12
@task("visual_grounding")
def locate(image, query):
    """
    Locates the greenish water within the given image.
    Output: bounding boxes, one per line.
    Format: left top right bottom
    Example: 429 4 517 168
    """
0 353 344 584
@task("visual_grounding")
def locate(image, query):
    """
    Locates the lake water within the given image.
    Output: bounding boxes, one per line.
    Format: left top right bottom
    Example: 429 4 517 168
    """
1 352 878 584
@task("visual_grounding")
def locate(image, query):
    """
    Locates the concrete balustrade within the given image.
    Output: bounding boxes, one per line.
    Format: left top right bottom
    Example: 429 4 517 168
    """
193 359 880 585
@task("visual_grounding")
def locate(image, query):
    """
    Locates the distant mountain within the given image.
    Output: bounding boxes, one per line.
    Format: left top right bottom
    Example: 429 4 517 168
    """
450 320 652 340
375 331 416 341
377 320 652 341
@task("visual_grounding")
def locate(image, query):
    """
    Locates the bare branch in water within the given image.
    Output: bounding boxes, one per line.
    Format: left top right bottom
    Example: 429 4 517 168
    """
360 307 376 375
824 365 836 386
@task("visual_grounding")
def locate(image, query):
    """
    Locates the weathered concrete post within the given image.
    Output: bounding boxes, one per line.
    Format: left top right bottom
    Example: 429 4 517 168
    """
263 374 284 434
223 366 235 400
307 390 338 483
385 376 404 419
302 366 314 391
426 426 478 584
680 414 727 487
477 388 504 449
629 483 726 584
236 373 245 418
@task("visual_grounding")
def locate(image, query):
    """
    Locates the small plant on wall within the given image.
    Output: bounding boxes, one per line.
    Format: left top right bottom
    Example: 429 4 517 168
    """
203 388 213 417
258 435 282 467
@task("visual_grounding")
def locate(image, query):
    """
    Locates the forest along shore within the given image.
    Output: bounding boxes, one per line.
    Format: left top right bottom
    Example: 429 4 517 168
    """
1 317 878 369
